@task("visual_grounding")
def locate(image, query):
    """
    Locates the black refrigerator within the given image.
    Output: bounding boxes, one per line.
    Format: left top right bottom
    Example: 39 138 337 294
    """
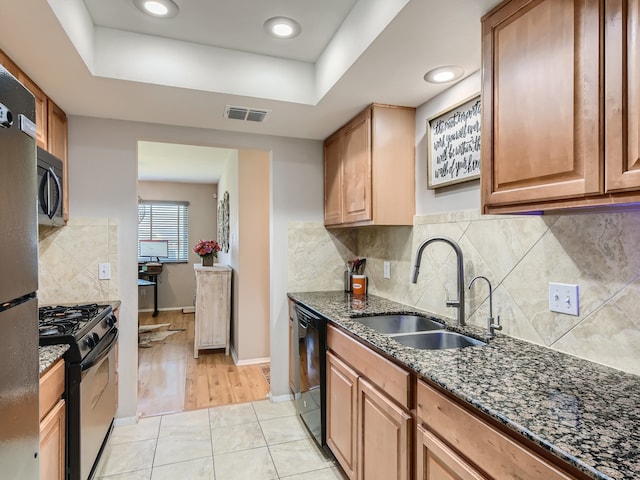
0 65 40 478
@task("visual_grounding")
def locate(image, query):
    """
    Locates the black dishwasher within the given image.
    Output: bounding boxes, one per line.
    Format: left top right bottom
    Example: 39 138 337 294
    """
293 303 327 447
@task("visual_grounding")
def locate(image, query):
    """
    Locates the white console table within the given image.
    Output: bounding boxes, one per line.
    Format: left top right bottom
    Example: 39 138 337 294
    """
193 264 232 358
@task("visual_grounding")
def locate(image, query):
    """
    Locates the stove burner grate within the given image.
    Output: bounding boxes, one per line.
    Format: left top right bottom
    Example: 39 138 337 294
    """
38 303 105 337
39 303 99 322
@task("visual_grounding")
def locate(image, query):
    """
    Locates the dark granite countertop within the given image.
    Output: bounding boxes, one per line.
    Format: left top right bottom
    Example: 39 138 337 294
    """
39 344 69 375
288 291 640 480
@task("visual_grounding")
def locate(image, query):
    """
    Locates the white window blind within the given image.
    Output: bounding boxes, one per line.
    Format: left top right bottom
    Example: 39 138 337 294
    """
138 201 189 262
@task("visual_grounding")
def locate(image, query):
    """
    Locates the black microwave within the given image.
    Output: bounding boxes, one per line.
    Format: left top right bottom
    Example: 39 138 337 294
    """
37 147 64 227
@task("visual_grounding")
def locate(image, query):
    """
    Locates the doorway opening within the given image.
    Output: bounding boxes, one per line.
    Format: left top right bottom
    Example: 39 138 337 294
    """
136 141 271 417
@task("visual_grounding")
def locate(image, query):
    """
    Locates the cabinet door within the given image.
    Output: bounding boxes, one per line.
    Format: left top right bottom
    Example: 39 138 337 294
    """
40 399 65 480
605 0 640 191
342 110 372 224
47 100 68 221
0 50 21 78
324 131 343 225
327 351 358 480
194 269 231 357
357 377 411 480
0 51 48 149
416 425 486 480
481 0 603 209
19 74 47 150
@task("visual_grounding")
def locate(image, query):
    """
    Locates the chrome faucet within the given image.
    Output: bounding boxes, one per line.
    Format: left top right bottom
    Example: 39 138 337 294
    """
468 275 502 338
412 236 465 326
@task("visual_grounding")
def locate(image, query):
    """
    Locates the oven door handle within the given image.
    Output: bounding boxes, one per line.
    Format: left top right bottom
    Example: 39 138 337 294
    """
81 328 119 371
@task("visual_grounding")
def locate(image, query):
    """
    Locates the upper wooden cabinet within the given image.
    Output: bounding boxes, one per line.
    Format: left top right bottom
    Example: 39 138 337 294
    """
324 104 416 226
47 100 69 222
19 73 48 149
47 100 68 163
481 0 640 213
0 49 69 221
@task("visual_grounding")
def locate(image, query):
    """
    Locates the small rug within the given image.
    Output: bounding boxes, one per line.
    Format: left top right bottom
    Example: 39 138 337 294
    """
259 363 270 384
138 323 171 333
138 329 185 347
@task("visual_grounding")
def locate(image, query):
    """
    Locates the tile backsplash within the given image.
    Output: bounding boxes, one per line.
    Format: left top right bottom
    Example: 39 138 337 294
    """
38 217 119 305
288 210 640 376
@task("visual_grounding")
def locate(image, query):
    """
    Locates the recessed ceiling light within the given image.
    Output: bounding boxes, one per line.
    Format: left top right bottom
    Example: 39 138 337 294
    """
263 17 302 39
133 0 179 18
424 65 465 84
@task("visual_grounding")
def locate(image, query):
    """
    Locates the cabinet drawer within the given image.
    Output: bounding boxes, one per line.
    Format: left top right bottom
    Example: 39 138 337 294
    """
327 324 411 409
417 380 577 480
39 359 65 421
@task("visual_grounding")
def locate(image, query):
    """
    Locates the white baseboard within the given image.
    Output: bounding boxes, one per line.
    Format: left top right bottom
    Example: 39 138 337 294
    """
113 415 138 427
269 392 294 403
230 345 270 366
181 306 195 314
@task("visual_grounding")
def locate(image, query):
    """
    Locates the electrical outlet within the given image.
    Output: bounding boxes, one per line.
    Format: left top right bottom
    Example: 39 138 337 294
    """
383 261 391 279
98 263 111 280
548 282 579 316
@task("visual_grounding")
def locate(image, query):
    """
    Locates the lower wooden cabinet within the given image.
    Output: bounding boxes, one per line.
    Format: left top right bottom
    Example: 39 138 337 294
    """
193 264 232 358
323 322 588 480
39 358 66 480
326 325 411 480
358 377 411 480
40 399 66 480
327 351 358 480
416 425 485 480
416 379 579 480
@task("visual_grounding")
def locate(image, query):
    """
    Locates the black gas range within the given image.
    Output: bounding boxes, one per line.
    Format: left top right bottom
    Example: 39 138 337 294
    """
39 304 117 361
39 303 119 480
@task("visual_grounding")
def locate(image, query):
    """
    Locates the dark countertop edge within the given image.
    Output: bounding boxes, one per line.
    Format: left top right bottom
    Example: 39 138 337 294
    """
287 291 613 480
39 344 69 375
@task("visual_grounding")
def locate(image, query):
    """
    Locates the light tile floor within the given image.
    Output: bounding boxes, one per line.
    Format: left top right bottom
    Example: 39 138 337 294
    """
95 399 347 480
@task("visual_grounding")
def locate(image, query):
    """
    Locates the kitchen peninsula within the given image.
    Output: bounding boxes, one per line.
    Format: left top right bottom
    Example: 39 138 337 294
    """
288 291 640 480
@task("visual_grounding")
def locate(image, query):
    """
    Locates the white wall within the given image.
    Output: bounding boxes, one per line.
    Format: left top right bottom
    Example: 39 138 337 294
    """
415 71 482 215
69 116 323 419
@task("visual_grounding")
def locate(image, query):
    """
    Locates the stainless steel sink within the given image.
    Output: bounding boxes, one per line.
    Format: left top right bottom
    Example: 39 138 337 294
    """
391 331 486 350
354 314 444 334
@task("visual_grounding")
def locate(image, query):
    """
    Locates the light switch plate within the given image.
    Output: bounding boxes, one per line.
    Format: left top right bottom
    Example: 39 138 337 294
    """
383 261 391 279
99 263 111 280
548 282 579 316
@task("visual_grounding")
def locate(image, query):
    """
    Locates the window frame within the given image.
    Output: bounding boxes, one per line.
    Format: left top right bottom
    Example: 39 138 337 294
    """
137 200 190 263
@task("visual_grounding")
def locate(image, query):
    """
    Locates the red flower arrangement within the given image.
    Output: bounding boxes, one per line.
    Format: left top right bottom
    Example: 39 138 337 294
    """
193 239 221 258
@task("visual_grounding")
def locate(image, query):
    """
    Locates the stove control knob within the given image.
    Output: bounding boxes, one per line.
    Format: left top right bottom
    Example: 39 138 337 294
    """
86 336 96 348
105 315 116 328
92 332 100 344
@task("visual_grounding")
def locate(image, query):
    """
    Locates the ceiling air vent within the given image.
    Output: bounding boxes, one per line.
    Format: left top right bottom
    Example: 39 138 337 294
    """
224 105 270 123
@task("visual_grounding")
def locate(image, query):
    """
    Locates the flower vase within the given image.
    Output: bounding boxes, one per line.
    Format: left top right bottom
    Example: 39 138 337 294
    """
201 255 215 267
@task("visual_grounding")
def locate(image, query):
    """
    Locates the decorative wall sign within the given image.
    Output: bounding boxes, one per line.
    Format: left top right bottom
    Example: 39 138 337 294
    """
219 191 230 253
427 95 481 189
217 200 223 248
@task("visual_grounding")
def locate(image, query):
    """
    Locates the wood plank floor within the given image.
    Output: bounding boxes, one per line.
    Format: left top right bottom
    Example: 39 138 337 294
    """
137 310 270 418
